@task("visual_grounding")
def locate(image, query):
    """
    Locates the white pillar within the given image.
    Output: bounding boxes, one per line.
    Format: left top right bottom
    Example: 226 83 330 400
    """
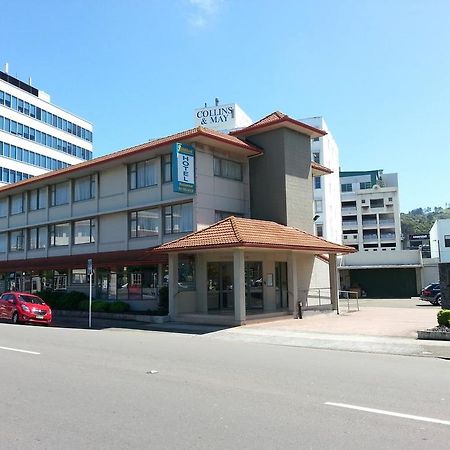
288 252 298 317
329 253 339 312
168 253 178 318
233 249 246 324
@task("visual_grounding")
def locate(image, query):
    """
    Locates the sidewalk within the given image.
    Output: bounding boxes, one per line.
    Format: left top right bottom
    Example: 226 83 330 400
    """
206 299 450 359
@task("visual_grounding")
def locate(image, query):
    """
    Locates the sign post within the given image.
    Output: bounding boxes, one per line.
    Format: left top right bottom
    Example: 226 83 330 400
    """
87 258 93 328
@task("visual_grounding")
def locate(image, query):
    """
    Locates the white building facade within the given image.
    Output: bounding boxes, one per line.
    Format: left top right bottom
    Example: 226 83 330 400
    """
0 69 93 186
430 219 450 308
302 116 342 243
339 170 401 251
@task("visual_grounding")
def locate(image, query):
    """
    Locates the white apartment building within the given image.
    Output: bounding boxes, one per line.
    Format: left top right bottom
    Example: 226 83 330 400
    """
302 116 342 244
430 219 450 308
339 170 402 251
0 68 93 185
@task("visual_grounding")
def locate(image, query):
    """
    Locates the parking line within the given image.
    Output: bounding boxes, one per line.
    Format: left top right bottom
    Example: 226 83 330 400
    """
0 346 40 355
325 402 450 426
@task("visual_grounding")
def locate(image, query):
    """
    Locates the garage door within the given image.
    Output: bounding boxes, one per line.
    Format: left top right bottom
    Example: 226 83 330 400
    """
349 268 417 298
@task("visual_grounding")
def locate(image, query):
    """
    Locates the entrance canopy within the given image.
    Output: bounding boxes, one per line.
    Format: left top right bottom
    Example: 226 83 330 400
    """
155 216 355 255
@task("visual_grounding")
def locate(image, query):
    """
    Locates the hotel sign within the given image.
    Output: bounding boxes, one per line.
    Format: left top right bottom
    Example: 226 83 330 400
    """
173 143 195 194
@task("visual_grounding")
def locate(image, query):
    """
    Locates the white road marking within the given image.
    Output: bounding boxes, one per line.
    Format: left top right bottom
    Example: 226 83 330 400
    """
0 346 40 355
325 402 450 426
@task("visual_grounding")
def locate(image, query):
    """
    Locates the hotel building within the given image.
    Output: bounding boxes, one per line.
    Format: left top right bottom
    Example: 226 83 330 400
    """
0 111 353 324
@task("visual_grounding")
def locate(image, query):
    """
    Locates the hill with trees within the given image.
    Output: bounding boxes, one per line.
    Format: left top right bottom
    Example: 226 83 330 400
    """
401 206 450 237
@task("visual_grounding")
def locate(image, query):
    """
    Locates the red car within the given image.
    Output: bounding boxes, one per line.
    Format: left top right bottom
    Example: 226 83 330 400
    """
0 292 52 325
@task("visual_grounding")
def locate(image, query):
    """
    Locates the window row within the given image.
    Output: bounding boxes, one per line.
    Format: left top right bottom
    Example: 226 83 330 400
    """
0 115 92 160
0 176 96 216
0 166 32 184
0 201 194 251
0 219 96 252
128 155 243 191
131 202 193 237
0 89 93 142
0 141 69 171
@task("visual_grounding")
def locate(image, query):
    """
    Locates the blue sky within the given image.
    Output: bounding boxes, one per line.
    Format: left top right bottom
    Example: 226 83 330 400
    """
1 0 449 212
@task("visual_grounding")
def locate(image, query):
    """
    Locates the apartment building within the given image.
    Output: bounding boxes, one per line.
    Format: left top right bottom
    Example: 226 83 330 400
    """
0 111 353 323
430 219 450 308
340 170 401 251
0 68 93 185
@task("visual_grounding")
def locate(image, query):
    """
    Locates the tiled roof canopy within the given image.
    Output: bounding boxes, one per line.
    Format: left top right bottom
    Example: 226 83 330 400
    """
230 111 327 139
156 217 356 254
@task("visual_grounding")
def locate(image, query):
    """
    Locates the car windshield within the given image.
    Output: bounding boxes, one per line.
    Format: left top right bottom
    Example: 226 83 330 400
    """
18 294 45 305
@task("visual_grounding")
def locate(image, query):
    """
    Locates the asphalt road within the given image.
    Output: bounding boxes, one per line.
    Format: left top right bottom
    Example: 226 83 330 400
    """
1 321 450 449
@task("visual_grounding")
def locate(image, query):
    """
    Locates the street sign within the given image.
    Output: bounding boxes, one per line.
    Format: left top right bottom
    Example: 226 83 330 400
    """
87 258 93 275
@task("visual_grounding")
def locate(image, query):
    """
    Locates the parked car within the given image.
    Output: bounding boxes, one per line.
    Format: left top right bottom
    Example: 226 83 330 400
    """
420 283 441 306
0 292 52 325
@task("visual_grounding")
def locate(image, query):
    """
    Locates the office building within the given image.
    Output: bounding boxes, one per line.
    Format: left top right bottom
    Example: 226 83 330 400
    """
0 68 93 186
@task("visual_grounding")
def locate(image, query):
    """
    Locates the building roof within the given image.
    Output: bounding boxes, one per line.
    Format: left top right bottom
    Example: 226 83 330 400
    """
155 216 355 254
311 161 333 176
230 111 327 139
0 126 262 194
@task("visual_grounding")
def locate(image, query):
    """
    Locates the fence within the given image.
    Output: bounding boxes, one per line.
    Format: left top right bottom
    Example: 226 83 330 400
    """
338 290 360 313
296 288 360 314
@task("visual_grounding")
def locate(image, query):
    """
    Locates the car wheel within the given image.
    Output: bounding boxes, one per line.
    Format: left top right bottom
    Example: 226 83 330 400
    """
436 295 442 306
11 312 19 324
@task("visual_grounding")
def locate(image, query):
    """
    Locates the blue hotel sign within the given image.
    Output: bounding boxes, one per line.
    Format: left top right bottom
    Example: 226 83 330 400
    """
173 143 195 194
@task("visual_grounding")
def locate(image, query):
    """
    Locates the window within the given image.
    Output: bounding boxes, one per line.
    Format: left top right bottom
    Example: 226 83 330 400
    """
0 233 6 252
178 254 196 290
360 182 372 189
370 198 384 208
314 200 323 213
129 159 157 189
50 183 69 206
10 194 24 214
445 235 450 247
9 230 24 251
388 197 393 202
130 209 159 238
312 152 320 163
315 224 323 237
74 175 96 201
213 157 242 180
341 183 352 192
71 269 87 284
29 188 47 210
313 137 320 142
164 202 193 234
162 154 172 183
49 223 70 246
73 219 96 244
0 198 7 217
28 227 47 250
314 177 321 189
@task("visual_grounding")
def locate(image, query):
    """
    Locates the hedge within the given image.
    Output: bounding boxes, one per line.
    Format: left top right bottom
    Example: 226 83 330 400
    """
437 310 450 327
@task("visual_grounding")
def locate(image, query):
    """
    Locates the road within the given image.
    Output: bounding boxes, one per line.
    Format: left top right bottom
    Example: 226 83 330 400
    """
1 321 450 449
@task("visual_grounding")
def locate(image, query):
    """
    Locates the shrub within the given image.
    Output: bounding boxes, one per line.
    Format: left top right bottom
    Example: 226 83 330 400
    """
108 301 130 313
437 310 450 327
78 299 90 311
91 301 110 312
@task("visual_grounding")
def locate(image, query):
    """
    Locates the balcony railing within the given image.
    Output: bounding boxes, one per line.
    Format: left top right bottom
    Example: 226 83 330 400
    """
380 234 396 241
379 220 395 227
342 221 358 228
341 207 357 214
362 220 377 226
363 234 378 242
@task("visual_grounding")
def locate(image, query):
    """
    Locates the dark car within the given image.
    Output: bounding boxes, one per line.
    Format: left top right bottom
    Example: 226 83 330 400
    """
0 292 52 325
420 283 441 306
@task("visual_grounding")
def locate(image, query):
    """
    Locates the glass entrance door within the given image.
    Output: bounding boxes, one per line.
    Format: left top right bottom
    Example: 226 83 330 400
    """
207 262 234 312
275 262 288 309
245 262 263 310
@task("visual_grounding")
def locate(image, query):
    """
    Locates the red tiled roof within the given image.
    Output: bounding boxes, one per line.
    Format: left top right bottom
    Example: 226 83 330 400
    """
155 217 355 254
0 126 261 194
311 161 333 175
230 111 327 138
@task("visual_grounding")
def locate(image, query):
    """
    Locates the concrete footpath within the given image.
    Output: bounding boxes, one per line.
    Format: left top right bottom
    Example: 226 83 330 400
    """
52 298 450 359
206 298 450 359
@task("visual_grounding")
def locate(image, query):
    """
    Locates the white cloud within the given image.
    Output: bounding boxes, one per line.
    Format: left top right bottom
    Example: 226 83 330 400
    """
188 0 224 28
